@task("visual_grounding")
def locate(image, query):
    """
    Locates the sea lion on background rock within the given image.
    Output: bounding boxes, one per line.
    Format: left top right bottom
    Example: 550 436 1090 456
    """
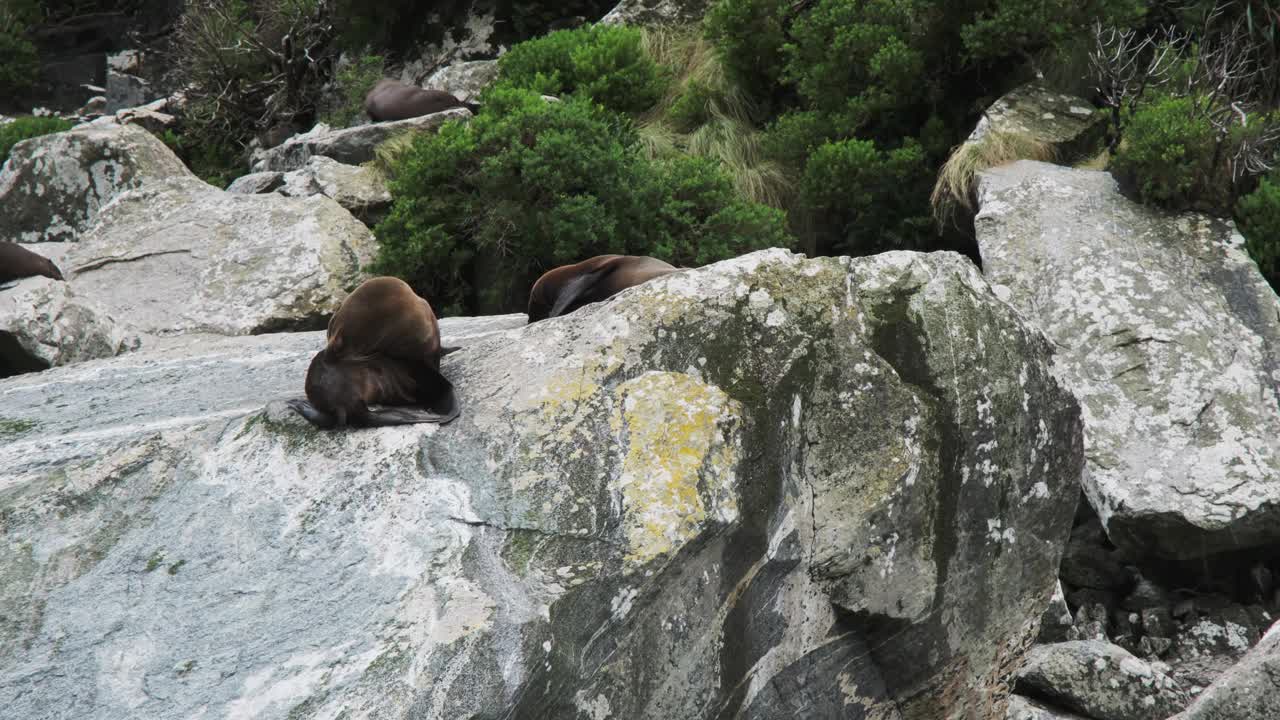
363 79 480 122
287 276 461 429
526 254 679 323
0 242 65 286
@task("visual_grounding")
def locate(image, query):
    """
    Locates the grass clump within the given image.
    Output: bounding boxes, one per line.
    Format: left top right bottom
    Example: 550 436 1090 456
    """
931 130 1056 225
1 117 76 165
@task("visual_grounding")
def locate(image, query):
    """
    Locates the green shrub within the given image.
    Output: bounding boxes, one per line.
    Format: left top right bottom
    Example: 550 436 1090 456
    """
1110 94 1233 213
0 0 39 99
373 87 790 314
1236 175 1280 291
959 0 1146 64
0 117 76 166
497 24 669 113
321 54 384 128
799 137 932 256
160 129 244 189
704 0 789 107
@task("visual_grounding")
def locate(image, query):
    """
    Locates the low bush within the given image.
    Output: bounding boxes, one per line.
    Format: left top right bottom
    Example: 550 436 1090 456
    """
373 87 790 314
496 24 669 113
159 129 243 189
1110 95 1220 210
0 116 76 165
1236 174 1280 291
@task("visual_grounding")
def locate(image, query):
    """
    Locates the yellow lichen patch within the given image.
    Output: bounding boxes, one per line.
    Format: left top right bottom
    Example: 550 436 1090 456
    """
612 372 741 570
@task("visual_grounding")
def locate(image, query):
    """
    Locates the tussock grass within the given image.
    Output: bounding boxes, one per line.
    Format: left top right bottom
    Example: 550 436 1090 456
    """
931 129 1055 226
367 131 420 181
638 26 793 208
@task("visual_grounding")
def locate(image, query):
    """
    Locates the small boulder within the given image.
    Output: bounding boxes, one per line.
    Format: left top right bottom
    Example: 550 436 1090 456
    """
1172 620 1280 720
277 156 391 225
226 171 286 195
1015 640 1190 720
1006 695 1090 720
600 0 713 25
250 108 470 173
424 59 499 103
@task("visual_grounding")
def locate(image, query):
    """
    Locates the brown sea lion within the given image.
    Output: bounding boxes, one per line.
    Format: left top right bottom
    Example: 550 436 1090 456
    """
526 255 679 323
0 242 64 285
287 276 461 429
363 79 480 122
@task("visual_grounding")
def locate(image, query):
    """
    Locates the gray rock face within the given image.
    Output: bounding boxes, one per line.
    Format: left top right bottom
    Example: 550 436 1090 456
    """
63 176 378 336
104 69 153 113
1015 640 1189 720
1173 619 1280 719
969 83 1104 159
250 108 470 172
0 270 140 375
226 170 286 195
277 156 392 224
0 250 1083 720
1006 695 1090 720
0 122 190 244
977 160 1280 561
600 0 713 25
425 59 499 103
1039 582 1076 643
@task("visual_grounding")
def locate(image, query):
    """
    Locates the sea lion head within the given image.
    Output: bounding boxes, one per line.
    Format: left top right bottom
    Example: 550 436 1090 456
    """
41 256 64 281
303 348 366 428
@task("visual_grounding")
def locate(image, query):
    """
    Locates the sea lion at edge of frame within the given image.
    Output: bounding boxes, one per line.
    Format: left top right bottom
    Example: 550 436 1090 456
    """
363 79 480 122
0 242 65 287
526 254 680 323
286 276 462 430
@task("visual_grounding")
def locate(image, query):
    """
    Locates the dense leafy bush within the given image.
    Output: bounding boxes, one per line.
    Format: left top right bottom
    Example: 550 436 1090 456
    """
0 116 75 165
0 0 39 100
703 0 789 109
1110 95 1221 209
496 24 669 113
1236 174 1280 291
373 87 789 314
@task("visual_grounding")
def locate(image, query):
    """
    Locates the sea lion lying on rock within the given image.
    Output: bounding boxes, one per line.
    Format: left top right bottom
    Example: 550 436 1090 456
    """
364 79 480 122
0 242 64 289
287 276 460 429
527 254 679 322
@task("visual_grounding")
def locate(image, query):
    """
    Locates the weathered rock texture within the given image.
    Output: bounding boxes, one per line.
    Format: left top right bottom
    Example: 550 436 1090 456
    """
277 156 392 224
0 269 140 376
969 83 1104 160
1014 640 1189 720
1173 619 1280 719
250 108 470 172
0 122 190 244
1006 695 1089 720
425 59 499 102
0 250 1083 720
62 176 378 336
977 160 1280 561
600 0 713 25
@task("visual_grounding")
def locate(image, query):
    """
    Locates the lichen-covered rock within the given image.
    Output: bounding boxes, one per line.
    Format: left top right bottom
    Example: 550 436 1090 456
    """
1040 581 1075 643
0 122 192 244
1172 619 1280 720
425 59 499 102
104 69 153 113
600 0 712 25
0 262 140 375
1015 640 1189 720
226 170 285 194
0 250 1082 719
969 83 1103 159
277 156 391 225
249 108 470 173
977 160 1280 561
1006 695 1090 720
63 176 378 336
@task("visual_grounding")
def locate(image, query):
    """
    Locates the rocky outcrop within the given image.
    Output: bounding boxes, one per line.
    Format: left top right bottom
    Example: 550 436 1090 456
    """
226 170 285 195
277 156 392 224
62 175 378 336
1014 640 1189 719
0 250 1083 720
0 122 191 244
600 0 713 25
969 83 1104 159
425 59 499 103
1006 695 1089 720
250 108 470 172
1173 619 1280 719
0 252 140 376
977 160 1280 561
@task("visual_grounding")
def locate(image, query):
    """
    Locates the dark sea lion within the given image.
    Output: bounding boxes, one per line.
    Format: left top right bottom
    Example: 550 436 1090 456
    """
364 79 480 122
527 255 679 323
0 242 65 286
287 276 461 429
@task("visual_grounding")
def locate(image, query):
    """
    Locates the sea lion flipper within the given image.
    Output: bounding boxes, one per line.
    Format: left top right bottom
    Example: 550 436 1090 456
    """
363 404 460 426
440 346 462 357
548 269 607 319
286 397 337 429
0 280 18 291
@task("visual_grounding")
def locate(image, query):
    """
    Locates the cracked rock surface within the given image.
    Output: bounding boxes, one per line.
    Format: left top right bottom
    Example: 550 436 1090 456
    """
977 160 1280 561
1014 640 1189 719
61 175 377 336
0 250 1082 720
249 108 470 173
1172 618 1280 719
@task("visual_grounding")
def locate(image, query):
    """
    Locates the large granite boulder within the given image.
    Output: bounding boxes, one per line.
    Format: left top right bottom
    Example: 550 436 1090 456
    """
976 160 1280 561
600 0 713 25
0 122 191 244
1173 619 1280 719
1006 695 1089 720
277 156 392 225
425 59 499 103
1014 640 1189 720
969 83 1103 159
63 176 378 336
0 250 1083 720
249 108 470 173
0 262 140 376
